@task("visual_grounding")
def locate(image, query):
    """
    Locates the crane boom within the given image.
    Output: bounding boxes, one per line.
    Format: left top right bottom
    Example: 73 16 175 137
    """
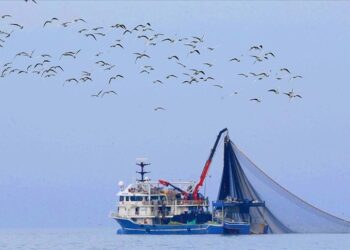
159 179 189 198
192 128 228 200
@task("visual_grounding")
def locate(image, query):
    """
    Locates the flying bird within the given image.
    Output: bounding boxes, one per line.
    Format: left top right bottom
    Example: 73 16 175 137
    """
91 90 103 97
10 23 23 29
265 52 275 57
154 107 166 111
65 78 79 84
250 98 261 102
290 75 303 81
153 80 163 84
74 18 86 23
166 74 177 79
268 89 279 94
110 43 124 49
237 73 248 78
213 84 223 88
102 90 117 97
229 58 240 62
249 45 263 51
85 33 97 40
280 68 291 74
189 49 200 55
162 38 175 43
176 62 186 68
109 75 123 84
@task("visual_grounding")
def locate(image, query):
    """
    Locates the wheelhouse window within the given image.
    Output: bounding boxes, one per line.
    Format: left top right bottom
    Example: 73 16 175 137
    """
130 196 143 202
119 196 124 201
125 196 130 201
151 195 159 201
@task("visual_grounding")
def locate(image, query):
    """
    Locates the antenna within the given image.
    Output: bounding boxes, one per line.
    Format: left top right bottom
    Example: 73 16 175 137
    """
136 159 151 182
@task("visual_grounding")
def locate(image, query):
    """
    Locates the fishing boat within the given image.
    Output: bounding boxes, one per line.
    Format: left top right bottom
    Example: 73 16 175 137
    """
110 129 267 234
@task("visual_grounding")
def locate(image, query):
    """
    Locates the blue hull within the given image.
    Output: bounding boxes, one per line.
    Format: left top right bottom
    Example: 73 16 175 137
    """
115 218 250 235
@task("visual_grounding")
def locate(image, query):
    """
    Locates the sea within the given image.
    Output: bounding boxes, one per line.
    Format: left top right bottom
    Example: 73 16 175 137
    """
1 228 350 250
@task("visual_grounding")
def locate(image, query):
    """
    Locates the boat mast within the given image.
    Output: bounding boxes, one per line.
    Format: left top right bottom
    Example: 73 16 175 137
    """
136 161 150 182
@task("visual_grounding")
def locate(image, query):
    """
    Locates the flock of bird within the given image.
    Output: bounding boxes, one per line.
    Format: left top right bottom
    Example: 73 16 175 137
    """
0 5 304 111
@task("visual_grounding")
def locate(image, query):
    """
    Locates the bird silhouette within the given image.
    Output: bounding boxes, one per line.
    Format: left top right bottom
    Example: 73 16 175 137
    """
250 98 261 102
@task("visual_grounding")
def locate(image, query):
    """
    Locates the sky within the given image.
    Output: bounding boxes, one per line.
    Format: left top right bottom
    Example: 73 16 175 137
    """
0 1 350 228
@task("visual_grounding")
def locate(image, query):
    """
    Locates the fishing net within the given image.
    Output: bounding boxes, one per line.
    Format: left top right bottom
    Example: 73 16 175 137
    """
217 135 350 233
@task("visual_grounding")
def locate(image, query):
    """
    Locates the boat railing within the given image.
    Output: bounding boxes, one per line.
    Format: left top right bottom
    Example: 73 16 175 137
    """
138 199 209 206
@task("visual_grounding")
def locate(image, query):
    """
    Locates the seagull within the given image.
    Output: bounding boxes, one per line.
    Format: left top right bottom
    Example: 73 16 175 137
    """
91 90 103 97
74 18 86 23
78 28 88 33
51 65 64 72
80 76 92 82
192 35 204 43
213 84 223 88
284 90 302 99
153 80 163 84
135 53 150 62
123 29 132 35
257 72 269 77
92 27 103 31
176 62 186 68
189 49 200 55
284 90 295 98
290 75 303 81
250 98 261 102
1 15 12 19
203 63 213 67
94 32 106 37
144 65 154 70
110 43 124 49
10 23 23 29
140 69 150 74
85 33 97 40
168 55 179 61
102 90 117 97
203 76 214 81
111 23 126 29
265 52 275 57
162 38 175 43
184 43 196 48
154 107 166 111
249 45 263 51
34 63 43 68
191 69 205 76
237 73 248 78
65 78 79 84
43 18 58 27
280 68 291 74
229 58 240 62
104 65 115 71
95 60 109 66
268 89 279 94
138 35 150 41
166 74 177 79
62 22 72 27
109 75 124 84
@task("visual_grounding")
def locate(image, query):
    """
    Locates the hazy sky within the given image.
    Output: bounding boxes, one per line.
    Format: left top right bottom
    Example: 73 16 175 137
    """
0 1 350 228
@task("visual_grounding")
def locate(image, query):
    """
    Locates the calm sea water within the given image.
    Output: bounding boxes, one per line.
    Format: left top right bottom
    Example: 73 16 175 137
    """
0 228 349 250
